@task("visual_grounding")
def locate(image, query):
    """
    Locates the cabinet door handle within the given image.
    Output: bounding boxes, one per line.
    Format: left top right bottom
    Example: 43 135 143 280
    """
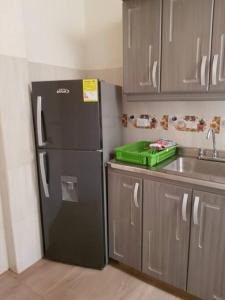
219 34 225 82
182 193 188 222
39 152 50 198
128 8 132 49
152 60 158 89
212 54 219 85
37 96 47 147
140 45 152 87
193 196 200 225
133 182 139 208
200 56 207 86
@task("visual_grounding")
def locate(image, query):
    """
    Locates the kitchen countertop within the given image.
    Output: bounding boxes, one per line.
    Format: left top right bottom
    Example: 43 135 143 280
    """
108 147 225 192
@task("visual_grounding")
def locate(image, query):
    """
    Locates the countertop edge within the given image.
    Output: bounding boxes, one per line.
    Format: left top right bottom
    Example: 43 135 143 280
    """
108 161 225 192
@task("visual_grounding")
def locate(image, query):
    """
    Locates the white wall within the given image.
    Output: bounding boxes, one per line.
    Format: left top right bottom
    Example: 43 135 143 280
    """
0 0 28 274
0 0 42 274
1 0 122 70
22 0 85 69
84 0 122 70
0 0 26 58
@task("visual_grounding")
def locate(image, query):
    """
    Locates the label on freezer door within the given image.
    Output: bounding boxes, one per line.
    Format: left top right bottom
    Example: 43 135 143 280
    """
83 79 98 102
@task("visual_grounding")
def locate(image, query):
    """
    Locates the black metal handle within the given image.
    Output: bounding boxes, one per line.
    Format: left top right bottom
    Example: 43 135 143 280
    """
45 152 50 185
41 110 47 144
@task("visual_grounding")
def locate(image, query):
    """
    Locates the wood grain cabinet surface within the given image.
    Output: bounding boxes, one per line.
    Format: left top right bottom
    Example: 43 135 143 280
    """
210 0 225 92
108 170 142 271
123 0 162 94
123 0 225 99
187 190 225 300
142 180 192 290
161 0 214 93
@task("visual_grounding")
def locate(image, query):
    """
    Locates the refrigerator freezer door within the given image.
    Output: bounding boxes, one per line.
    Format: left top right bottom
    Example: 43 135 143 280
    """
37 149 106 269
32 80 102 150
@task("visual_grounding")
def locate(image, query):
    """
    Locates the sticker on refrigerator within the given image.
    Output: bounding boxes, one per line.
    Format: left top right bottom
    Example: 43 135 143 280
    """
83 79 98 102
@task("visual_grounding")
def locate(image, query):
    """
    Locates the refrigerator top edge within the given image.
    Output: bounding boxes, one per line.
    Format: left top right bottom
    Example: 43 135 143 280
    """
31 79 122 89
37 148 103 152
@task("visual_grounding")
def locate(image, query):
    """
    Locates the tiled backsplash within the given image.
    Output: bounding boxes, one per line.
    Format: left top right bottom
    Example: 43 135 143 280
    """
123 99 225 150
123 114 222 134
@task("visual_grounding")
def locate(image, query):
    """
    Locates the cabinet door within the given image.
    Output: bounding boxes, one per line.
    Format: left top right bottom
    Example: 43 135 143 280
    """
143 180 192 290
108 171 142 270
161 0 214 93
210 0 225 91
123 0 162 94
188 191 225 300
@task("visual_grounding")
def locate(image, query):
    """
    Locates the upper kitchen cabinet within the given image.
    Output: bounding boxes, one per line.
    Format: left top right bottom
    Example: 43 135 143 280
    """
161 0 214 93
210 0 225 91
123 0 162 94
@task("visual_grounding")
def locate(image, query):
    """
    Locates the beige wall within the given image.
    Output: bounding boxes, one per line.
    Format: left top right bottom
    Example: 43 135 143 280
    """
0 55 43 274
0 0 26 58
22 0 86 69
84 0 122 70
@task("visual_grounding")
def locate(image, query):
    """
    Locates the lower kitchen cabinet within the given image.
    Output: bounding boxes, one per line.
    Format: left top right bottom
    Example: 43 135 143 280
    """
108 168 225 299
142 180 192 290
108 170 142 270
187 190 225 300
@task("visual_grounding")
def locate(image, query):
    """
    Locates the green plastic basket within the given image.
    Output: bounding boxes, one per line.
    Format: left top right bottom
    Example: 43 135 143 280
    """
146 146 177 167
115 141 176 167
115 141 150 165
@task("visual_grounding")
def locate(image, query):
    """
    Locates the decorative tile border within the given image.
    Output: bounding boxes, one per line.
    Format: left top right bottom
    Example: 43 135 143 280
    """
171 115 207 132
122 113 223 134
210 116 221 134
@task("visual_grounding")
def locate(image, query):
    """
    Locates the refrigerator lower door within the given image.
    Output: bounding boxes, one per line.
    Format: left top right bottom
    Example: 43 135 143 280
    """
37 149 106 269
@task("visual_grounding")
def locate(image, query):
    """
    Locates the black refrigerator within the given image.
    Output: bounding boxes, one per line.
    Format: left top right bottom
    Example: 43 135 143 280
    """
31 79 122 269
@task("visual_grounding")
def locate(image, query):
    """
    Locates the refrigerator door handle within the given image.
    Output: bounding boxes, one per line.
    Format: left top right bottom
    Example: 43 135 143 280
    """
133 182 139 208
37 96 47 147
39 152 50 198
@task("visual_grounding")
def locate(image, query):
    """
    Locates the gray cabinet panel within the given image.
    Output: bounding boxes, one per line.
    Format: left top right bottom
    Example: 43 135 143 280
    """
123 0 162 94
161 0 214 93
108 171 142 270
210 0 225 91
188 190 225 300
142 180 192 290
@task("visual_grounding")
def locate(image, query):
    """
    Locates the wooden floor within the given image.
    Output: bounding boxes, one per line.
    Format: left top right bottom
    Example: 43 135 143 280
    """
0 259 187 300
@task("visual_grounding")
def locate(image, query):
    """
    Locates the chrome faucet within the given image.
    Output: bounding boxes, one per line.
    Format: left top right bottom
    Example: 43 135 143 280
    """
206 128 217 158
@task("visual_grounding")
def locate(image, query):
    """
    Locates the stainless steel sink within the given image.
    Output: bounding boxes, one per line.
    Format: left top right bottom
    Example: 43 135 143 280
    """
162 157 225 184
